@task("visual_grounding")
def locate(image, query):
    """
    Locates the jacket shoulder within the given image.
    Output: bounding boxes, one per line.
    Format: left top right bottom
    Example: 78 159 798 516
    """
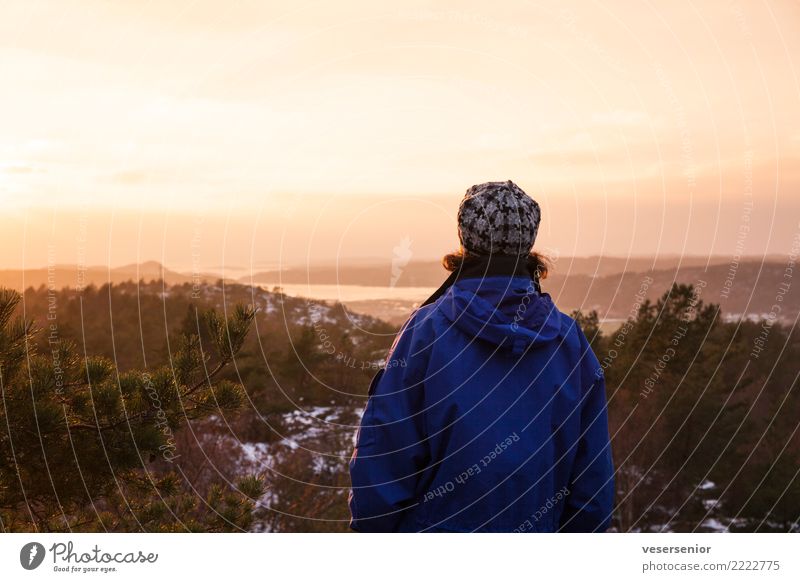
556 310 583 344
384 302 439 365
557 311 604 380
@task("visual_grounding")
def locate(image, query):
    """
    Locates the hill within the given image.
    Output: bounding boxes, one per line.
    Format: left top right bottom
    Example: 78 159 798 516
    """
0 261 231 291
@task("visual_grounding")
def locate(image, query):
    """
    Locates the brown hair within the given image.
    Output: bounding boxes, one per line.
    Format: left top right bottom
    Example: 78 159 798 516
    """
442 248 551 281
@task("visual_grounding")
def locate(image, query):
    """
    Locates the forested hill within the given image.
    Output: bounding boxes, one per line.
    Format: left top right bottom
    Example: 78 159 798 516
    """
0 261 234 291
2 280 395 532
18 279 395 376
2 280 798 532
545 260 797 321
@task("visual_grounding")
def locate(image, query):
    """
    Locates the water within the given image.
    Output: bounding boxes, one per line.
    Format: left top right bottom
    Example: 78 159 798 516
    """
263 283 436 303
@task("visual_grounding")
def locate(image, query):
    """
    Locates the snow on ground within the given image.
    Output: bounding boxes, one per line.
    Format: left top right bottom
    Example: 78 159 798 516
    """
233 406 361 471
701 518 729 532
240 442 274 466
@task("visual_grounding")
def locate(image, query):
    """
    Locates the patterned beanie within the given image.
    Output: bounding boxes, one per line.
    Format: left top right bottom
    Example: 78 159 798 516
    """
457 180 541 256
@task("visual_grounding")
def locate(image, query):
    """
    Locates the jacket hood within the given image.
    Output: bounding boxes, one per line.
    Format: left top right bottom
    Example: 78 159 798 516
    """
436 275 562 355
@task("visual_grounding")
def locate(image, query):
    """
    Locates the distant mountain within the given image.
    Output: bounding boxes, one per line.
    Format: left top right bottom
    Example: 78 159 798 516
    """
545 260 796 321
242 255 776 287
0 261 231 291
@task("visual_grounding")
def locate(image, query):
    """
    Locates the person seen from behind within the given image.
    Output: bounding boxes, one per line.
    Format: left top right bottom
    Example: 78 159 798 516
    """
349 180 614 532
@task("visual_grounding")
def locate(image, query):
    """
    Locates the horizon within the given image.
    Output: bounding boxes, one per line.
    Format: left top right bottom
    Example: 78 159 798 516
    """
2 252 792 275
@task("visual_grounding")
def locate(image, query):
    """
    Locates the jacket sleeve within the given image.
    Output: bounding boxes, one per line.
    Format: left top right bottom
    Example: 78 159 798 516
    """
348 312 431 532
558 329 615 532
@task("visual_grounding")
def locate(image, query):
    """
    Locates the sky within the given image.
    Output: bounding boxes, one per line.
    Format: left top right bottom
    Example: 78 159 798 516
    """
1 0 799 272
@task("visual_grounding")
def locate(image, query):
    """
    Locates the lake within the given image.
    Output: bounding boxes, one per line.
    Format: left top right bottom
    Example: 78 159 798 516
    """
260 283 437 303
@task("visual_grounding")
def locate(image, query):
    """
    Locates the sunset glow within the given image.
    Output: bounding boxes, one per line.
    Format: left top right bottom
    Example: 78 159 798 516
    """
1 0 799 269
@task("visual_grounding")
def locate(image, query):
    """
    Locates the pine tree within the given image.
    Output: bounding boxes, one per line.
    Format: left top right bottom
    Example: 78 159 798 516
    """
0 288 264 532
571 309 603 349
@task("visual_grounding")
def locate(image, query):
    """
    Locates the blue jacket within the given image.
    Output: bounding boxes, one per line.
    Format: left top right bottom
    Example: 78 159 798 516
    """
349 272 614 532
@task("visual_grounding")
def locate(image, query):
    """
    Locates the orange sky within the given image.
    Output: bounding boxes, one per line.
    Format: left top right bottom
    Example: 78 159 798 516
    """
1 0 799 270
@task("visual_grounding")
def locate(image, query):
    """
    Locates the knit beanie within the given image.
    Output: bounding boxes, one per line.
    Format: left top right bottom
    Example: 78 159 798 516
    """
457 180 541 256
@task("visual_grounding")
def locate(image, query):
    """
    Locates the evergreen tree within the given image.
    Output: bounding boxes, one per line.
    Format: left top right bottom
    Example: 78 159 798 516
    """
0 288 264 532
571 308 603 350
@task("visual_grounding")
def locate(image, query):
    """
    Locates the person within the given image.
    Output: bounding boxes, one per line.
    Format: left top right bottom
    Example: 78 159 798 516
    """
348 180 614 532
